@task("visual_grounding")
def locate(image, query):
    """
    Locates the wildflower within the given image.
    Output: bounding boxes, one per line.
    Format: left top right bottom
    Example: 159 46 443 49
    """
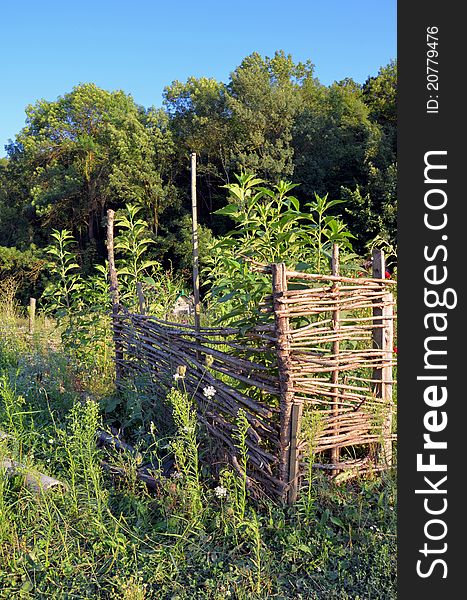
48 438 54 445
385 270 391 279
203 385 216 398
174 365 187 380
171 471 182 479
214 485 228 498
178 365 187 377
393 346 398 354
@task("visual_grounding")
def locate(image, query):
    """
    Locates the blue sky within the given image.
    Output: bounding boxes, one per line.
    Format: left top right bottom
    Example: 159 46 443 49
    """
0 1 396 156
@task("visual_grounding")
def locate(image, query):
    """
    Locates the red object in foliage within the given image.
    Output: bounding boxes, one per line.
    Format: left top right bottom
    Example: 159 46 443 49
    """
393 346 398 354
385 270 391 279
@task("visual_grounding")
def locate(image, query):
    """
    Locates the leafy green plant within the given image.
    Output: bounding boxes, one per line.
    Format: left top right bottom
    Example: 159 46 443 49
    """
114 204 159 305
42 229 82 315
166 386 203 521
203 172 355 327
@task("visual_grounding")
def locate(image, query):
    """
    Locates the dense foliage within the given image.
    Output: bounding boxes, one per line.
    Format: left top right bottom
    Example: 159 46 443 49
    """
0 317 396 599
0 52 396 279
0 50 398 599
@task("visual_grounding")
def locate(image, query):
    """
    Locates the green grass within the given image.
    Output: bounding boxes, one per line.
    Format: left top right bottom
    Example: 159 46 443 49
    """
0 316 396 599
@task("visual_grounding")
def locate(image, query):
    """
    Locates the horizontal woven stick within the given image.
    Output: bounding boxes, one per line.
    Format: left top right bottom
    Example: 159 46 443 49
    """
276 305 392 319
277 299 396 316
289 357 396 371
289 323 379 336
313 435 386 453
290 337 372 349
289 357 395 371
286 318 334 334
172 338 273 373
289 324 381 337
129 313 276 341
277 298 394 311
320 412 375 426
285 270 396 286
293 394 369 409
313 430 397 446
292 378 373 393
338 314 397 323
173 337 275 353
209 362 279 395
293 389 370 405
277 290 391 305
319 420 375 432
272 284 392 300
310 457 373 470
348 375 398 384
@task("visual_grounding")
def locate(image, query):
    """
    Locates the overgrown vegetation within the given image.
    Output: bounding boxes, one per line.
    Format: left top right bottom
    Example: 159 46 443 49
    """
0 319 396 599
0 49 397 598
0 52 396 285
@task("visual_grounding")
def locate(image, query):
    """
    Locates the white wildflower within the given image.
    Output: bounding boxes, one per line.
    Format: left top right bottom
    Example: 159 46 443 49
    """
214 485 228 498
174 365 187 380
203 385 216 398
171 471 182 479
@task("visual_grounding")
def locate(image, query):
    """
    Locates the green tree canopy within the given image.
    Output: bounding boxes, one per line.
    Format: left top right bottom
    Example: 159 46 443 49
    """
10 83 175 247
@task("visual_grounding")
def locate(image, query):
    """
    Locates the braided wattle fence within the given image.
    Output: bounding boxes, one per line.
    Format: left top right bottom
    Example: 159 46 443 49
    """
107 211 396 504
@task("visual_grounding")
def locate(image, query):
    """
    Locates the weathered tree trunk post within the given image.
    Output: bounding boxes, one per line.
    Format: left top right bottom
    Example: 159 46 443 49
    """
330 244 341 469
28 297 36 334
191 152 201 337
272 263 302 504
107 209 123 386
372 249 394 466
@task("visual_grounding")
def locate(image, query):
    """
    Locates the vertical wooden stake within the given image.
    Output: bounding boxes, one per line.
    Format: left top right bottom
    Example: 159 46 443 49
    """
381 293 394 465
272 263 301 504
191 152 201 338
330 244 341 468
28 297 36 334
136 282 145 314
372 249 394 466
107 209 122 386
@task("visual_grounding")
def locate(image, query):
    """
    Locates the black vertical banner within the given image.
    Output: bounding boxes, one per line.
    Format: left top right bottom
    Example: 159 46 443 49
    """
398 3 464 598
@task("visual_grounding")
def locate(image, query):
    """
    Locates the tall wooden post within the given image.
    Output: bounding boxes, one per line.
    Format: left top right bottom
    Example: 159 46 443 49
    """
191 152 201 336
28 297 36 334
136 282 145 314
372 249 394 466
107 209 122 386
272 263 302 504
330 244 341 468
